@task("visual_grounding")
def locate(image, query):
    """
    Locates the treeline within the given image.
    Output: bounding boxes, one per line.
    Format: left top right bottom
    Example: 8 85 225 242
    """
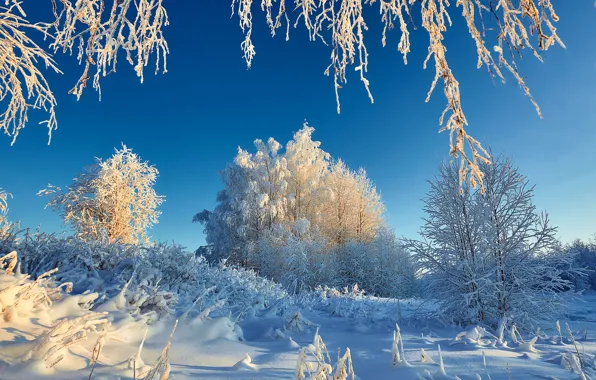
195 124 416 296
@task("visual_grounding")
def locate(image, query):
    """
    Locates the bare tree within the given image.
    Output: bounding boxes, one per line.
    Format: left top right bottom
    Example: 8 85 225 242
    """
40 145 164 245
405 155 581 328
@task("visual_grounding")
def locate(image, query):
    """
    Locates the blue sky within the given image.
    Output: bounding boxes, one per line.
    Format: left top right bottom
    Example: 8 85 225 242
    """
1 1 595 249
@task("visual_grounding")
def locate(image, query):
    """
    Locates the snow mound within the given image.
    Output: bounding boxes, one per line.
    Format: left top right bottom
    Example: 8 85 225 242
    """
232 353 258 371
449 326 493 348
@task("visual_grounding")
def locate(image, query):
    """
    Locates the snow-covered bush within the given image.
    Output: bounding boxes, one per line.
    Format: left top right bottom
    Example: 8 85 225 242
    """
0 229 292 323
0 189 17 253
253 222 416 297
313 284 402 322
0 251 112 370
563 239 596 291
334 227 417 297
255 222 332 293
295 328 356 380
406 155 585 329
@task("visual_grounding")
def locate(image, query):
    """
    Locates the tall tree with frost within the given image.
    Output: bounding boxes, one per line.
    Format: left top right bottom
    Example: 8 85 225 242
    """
406 155 581 328
40 145 164 245
406 161 488 323
285 124 331 225
322 159 356 245
195 123 386 266
353 168 385 243
322 161 384 245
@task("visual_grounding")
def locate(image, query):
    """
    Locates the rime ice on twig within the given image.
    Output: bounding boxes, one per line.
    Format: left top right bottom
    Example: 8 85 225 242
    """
50 0 170 99
232 0 565 193
1 1 169 144
0 2 59 144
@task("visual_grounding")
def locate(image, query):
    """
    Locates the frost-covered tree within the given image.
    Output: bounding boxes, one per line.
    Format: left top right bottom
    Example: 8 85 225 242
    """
195 138 292 265
563 238 596 291
405 161 488 323
322 161 384 245
285 124 331 225
194 124 414 295
0 188 11 234
406 155 581 328
335 226 416 297
353 168 385 243
321 159 356 246
195 123 386 267
256 220 331 293
41 145 164 245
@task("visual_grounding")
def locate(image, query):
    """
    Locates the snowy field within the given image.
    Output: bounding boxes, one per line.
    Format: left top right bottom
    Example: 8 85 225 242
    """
1 250 594 380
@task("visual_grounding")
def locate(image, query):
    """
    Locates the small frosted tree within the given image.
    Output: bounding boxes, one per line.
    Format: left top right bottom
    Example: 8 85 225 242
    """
406 154 581 328
41 145 164 245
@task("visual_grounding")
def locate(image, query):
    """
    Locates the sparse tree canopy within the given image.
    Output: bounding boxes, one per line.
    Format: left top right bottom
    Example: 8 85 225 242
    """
2 0 564 191
405 154 583 328
40 145 164 245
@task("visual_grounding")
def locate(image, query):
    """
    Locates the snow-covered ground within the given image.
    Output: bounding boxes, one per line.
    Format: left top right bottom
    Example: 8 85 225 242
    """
1 251 595 380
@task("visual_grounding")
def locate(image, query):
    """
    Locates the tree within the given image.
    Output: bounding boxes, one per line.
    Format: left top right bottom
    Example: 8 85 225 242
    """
0 188 11 234
2 1 566 193
40 145 164 245
405 154 581 328
321 161 384 245
564 238 596 291
195 123 386 266
284 125 331 225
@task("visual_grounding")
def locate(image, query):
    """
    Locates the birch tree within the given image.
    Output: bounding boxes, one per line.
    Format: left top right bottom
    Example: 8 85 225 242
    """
406 155 581 328
0 0 574 196
0 0 168 144
2 1 570 193
353 168 384 243
195 123 387 266
285 124 331 225
40 145 164 245
322 159 356 245
0 188 11 234
406 161 488 324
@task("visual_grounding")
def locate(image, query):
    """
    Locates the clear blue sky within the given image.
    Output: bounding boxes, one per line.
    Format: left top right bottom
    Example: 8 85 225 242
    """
1 1 595 249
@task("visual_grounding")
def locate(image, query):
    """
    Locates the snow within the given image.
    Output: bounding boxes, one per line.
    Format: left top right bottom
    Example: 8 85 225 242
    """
1 251 595 380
